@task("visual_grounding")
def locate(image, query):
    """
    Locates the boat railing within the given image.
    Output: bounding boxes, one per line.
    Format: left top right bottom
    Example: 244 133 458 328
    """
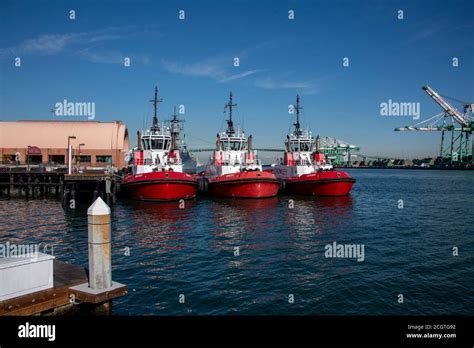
230 129 245 138
243 158 261 166
222 159 243 166
168 156 181 165
294 158 313 166
289 129 313 140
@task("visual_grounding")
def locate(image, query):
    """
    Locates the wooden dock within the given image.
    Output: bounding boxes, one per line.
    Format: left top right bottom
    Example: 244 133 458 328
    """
0 260 127 316
0 169 120 205
64 172 118 206
0 171 63 199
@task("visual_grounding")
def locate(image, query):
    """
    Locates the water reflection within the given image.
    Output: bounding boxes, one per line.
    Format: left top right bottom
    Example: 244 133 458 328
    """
116 199 197 254
0 198 84 264
283 195 354 234
2 169 472 315
208 197 279 251
122 199 196 221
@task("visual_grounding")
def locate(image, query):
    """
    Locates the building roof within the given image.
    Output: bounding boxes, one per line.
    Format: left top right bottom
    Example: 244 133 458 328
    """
0 120 129 151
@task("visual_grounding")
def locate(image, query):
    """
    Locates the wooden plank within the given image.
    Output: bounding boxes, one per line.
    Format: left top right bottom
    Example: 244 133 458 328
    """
64 174 111 182
0 259 126 316
5 294 70 316
0 260 86 316
0 287 70 316
69 284 128 304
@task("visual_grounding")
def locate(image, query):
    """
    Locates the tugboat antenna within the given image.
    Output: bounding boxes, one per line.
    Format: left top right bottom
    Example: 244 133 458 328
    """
173 105 178 121
170 105 182 149
294 95 303 137
150 86 163 131
224 91 237 136
170 105 185 125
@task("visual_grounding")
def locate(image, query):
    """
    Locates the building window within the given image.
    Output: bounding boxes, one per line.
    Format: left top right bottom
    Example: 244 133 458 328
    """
2 154 16 164
96 155 112 164
77 155 91 163
27 155 42 164
48 155 65 164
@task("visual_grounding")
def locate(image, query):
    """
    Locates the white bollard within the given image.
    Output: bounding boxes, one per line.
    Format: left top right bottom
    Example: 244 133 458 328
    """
87 197 112 289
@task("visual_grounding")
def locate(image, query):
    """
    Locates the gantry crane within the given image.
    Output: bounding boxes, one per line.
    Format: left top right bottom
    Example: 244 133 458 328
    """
395 85 473 165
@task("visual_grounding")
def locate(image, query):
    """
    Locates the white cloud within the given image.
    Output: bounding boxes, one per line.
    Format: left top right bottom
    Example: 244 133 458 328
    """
218 69 262 83
21 33 78 54
161 59 262 83
78 46 151 65
162 60 223 78
0 26 160 61
254 76 321 95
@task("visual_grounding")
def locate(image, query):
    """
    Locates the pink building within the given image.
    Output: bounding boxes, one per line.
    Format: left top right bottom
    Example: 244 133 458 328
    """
0 120 130 169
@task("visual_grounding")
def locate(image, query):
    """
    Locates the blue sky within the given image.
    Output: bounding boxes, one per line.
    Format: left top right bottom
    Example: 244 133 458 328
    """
0 0 473 159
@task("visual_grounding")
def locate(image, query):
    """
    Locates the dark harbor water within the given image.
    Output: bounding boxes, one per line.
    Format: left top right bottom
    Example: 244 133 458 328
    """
0 169 473 315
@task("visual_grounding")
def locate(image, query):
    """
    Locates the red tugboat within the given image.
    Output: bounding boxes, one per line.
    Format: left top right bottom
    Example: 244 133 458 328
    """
273 95 355 196
121 87 198 201
204 92 280 198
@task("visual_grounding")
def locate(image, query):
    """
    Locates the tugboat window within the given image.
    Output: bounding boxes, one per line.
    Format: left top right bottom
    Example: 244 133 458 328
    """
151 139 162 150
142 139 150 150
229 141 241 151
291 142 299 152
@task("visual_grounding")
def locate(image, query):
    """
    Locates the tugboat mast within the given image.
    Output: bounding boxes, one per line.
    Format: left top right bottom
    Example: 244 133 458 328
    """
224 91 237 136
294 95 303 137
172 105 178 122
150 86 163 131
170 106 181 149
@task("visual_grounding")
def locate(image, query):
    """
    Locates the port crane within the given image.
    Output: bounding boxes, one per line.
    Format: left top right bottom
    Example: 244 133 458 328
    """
395 85 473 165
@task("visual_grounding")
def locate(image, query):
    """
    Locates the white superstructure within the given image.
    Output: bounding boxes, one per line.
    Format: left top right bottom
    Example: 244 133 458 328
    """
273 95 332 180
206 92 263 177
127 87 184 175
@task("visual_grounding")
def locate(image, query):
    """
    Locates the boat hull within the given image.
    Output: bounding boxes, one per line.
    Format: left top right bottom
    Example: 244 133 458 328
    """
121 171 198 201
285 171 355 196
208 171 280 198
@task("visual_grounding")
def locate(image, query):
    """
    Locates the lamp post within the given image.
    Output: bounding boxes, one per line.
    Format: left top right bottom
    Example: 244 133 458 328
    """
67 136 76 175
78 143 85 172
27 145 31 172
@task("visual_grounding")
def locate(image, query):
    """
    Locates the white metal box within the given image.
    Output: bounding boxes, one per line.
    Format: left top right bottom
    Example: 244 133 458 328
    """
0 252 55 301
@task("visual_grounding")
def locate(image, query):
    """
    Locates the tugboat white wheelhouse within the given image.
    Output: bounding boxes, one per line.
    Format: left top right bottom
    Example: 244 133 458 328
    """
273 95 356 196
203 92 280 198
121 87 198 201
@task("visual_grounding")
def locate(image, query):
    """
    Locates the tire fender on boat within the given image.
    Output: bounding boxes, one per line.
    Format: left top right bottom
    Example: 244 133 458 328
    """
279 179 286 191
198 177 209 192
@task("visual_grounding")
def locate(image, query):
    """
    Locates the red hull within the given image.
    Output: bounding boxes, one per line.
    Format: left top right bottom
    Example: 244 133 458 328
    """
285 171 355 196
121 171 198 201
208 171 280 198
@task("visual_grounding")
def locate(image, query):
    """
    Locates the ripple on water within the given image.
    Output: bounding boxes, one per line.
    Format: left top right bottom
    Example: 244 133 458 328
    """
0 169 473 315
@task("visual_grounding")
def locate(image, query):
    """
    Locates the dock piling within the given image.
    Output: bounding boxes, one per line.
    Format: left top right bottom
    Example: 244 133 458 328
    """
8 174 13 198
68 196 126 312
87 197 112 289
